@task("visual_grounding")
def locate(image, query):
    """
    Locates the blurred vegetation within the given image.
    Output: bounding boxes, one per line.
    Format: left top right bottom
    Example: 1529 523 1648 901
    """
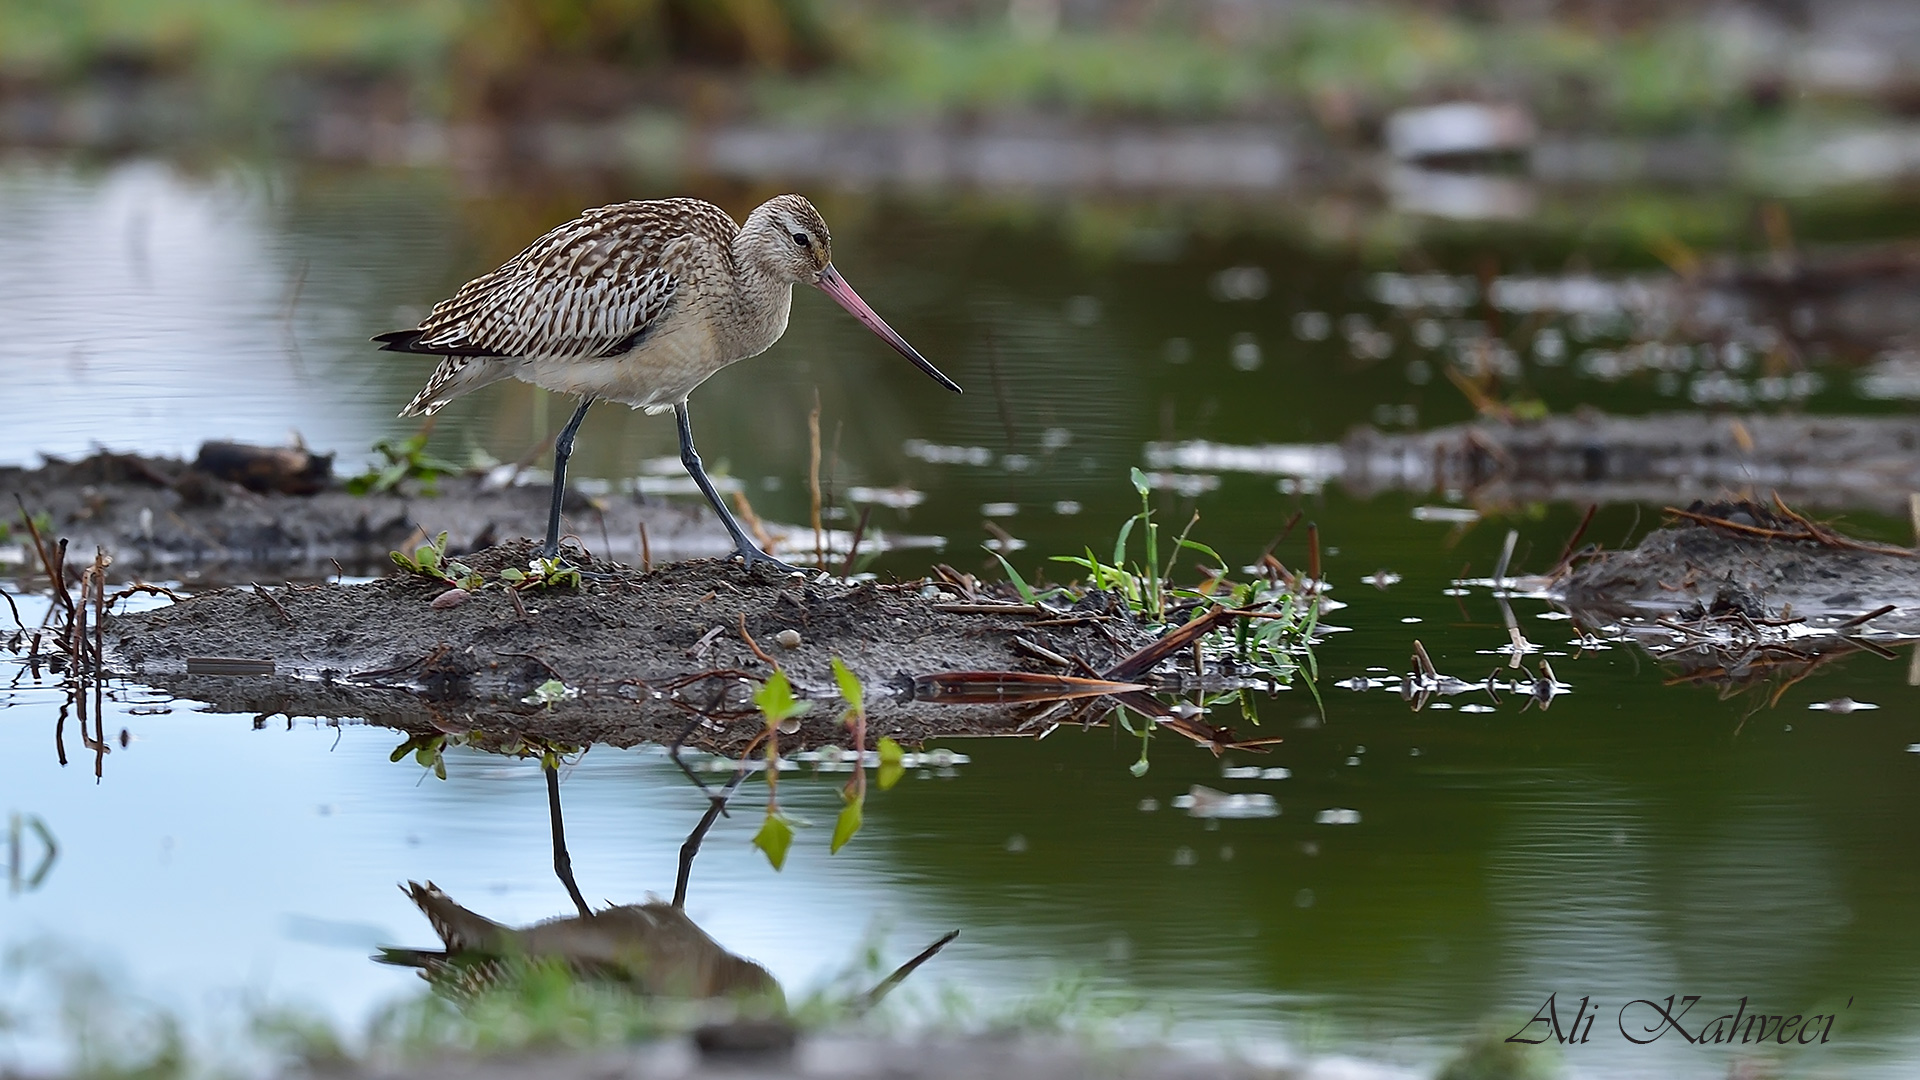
796 5 1774 133
0 0 461 82
0 0 1877 135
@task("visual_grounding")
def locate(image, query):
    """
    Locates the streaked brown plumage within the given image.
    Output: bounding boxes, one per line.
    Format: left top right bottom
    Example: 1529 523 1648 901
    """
376 194 961 565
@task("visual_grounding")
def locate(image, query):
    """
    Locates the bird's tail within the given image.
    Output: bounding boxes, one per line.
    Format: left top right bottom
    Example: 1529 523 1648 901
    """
398 357 511 418
400 880 513 952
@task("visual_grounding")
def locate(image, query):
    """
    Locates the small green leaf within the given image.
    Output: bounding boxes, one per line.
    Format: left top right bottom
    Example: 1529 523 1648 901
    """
414 747 434 766
433 757 448 780
985 549 1038 605
1129 758 1149 777
1129 466 1150 496
876 736 906 791
389 550 414 571
753 669 813 726
523 678 572 707
1112 516 1136 568
830 796 864 854
390 740 414 763
831 657 864 714
499 567 526 583
752 812 794 870
414 545 440 572
1175 537 1226 567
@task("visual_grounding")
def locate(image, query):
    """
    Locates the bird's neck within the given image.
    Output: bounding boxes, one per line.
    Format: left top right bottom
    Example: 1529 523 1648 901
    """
724 231 795 359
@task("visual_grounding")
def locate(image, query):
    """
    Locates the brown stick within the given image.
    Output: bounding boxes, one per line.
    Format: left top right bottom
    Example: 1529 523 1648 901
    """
250 582 293 623
808 390 824 569
729 490 775 553
841 504 873 578
1665 506 1915 557
1306 522 1321 595
737 613 776 666
1550 504 1599 575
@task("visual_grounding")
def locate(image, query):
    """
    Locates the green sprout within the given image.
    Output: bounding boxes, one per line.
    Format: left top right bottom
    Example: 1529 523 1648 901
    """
390 531 453 580
1043 469 1229 627
391 734 449 781
830 657 866 854
346 431 463 496
750 669 812 870
523 678 574 709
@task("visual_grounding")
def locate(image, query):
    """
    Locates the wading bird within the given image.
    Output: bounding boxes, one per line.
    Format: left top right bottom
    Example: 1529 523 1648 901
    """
376 194 961 570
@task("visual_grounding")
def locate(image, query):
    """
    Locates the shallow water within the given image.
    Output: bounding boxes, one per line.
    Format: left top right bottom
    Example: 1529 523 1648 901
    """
7 152 1920 1078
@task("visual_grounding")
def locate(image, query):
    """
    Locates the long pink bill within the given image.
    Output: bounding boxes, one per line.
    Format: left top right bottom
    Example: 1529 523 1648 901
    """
815 265 962 394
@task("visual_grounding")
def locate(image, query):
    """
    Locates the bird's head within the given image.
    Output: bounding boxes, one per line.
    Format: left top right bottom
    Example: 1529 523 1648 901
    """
743 193 962 395
746 193 833 284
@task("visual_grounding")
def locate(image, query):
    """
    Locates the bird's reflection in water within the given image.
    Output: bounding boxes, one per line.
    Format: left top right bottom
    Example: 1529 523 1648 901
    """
376 754 781 1006
377 881 781 1004
375 753 952 1019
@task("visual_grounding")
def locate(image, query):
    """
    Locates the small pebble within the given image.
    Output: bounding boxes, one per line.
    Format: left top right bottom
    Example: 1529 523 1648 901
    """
774 629 803 649
1809 697 1878 713
430 588 470 610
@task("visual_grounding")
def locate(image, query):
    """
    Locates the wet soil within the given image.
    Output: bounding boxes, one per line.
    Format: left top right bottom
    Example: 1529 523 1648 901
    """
1558 501 1920 632
100 540 1159 754
0 451 861 575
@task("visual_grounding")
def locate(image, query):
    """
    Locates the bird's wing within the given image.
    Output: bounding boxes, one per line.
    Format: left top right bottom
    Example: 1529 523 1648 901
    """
379 200 736 361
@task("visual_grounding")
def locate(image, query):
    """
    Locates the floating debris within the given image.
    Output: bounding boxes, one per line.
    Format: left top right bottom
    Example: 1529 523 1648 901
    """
847 486 926 509
1413 506 1481 523
1172 785 1279 819
1314 808 1363 825
1809 698 1879 712
1221 765 1291 780
902 440 994 466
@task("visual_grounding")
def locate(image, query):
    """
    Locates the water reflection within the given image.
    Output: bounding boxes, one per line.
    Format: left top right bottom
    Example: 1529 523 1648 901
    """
379 759 787 1007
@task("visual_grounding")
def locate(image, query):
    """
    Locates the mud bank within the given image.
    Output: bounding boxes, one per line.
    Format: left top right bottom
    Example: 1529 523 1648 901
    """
1347 412 1920 514
1559 502 1920 627
100 541 1172 753
1153 412 1920 515
0 451 904 575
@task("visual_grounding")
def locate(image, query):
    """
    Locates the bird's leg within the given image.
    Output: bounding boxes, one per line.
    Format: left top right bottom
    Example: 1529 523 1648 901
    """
673 739 756 910
545 758 592 918
542 397 594 559
674 402 805 574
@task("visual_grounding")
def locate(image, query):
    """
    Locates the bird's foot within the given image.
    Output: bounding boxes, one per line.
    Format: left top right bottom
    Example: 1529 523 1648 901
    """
532 544 616 581
734 546 809 577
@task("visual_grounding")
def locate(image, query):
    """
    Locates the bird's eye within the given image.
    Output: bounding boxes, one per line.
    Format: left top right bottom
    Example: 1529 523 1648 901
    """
791 233 809 248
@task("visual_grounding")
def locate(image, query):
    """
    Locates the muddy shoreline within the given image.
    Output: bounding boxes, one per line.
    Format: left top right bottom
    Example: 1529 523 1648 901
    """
97 540 1168 754
0 450 909 577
